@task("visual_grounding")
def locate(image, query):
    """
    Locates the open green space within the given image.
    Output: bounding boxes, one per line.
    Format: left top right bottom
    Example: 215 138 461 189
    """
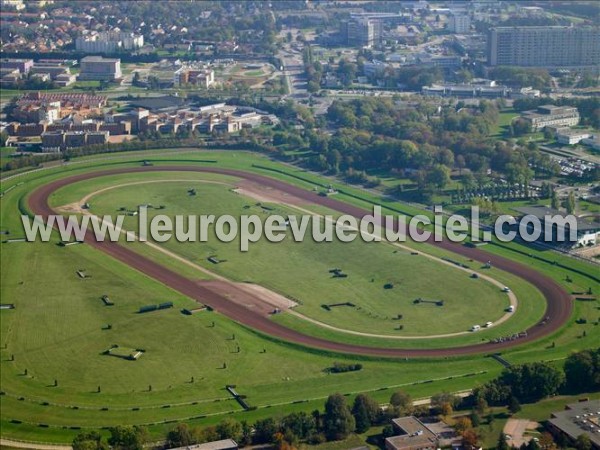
74 177 513 338
1 149 598 443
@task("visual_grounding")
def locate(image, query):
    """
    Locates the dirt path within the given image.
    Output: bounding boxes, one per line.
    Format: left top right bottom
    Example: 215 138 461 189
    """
28 166 573 357
56 179 229 214
0 439 71 450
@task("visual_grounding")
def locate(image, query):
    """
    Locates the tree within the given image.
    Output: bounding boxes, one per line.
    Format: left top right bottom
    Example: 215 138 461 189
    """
575 434 592 450
462 428 479 448
474 394 488 415
389 390 413 416
107 425 148 450
551 189 560 209
323 393 355 441
167 424 195 448
73 431 108 450
431 392 460 414
216 418 243 441
0 130 8 147
253 417 279 444
508 396 522 414
539 432 556 450
564 348 600 392
352 393 380 433
454 417 473 434
440 402 453 417
498 363 565 402
497 432 510 450
426 164 451 192
564 191 576 214
281 412 316 440
511 118 532 136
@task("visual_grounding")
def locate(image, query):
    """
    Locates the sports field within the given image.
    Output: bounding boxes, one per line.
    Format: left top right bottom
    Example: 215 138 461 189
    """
50 174 523 339
1 150 598 443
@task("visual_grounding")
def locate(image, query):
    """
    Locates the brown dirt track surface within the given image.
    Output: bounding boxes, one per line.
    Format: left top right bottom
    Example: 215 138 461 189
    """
28 166 574 358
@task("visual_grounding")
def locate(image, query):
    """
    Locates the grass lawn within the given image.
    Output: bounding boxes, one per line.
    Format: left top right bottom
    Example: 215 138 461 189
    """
491 109 518 138
61 174 521 341
1 149 598 443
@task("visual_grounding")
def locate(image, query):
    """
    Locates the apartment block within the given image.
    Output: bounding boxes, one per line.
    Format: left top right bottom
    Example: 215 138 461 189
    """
448 14 471 34
343 18 382 48
76 31 144 53
488 26 600 67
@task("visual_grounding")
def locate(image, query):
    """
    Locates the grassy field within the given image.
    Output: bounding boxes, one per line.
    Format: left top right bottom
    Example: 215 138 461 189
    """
63 176 515 339
491 109 518 138
0 149 598 443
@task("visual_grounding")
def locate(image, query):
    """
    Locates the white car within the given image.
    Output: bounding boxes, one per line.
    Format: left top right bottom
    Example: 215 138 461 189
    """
502 287 511 293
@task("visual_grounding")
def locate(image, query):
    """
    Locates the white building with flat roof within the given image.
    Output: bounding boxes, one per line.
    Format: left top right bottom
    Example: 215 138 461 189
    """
78 56 122 81
555 128 592 145
520 105 580 131
76 31 144 53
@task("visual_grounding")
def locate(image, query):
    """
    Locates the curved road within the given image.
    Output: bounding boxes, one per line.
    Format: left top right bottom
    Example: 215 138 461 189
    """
28 166 573 357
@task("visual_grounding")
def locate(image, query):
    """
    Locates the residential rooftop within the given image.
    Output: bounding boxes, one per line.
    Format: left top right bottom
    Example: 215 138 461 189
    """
548 400 600 448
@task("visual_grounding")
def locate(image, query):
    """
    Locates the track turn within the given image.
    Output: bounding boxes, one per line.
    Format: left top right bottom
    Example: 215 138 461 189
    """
28 166 573 358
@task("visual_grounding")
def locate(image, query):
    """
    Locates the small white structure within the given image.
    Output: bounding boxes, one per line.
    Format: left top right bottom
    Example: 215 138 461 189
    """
555 128 592 145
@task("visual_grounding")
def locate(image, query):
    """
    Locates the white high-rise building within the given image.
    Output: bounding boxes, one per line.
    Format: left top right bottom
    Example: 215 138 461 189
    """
488 26 600 67
76 31 144 54
448 14 471 34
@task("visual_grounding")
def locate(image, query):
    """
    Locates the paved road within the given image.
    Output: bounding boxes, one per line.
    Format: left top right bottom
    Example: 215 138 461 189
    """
28 166 573 358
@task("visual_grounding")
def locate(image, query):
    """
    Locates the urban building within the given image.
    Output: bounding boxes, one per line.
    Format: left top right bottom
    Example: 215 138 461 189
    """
76 31 144 53
0 58 34 75
343 18 382 48
520 105 580 131
174 67 215 88
0 68 21 87
422 81 511 98
582 134 600 151
548 400 600 448
448 14 471 34
41 130 109 152
385 417 439 450
487 26 600 67
12 92 107 123
554 128 592 145
78 56 122 81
